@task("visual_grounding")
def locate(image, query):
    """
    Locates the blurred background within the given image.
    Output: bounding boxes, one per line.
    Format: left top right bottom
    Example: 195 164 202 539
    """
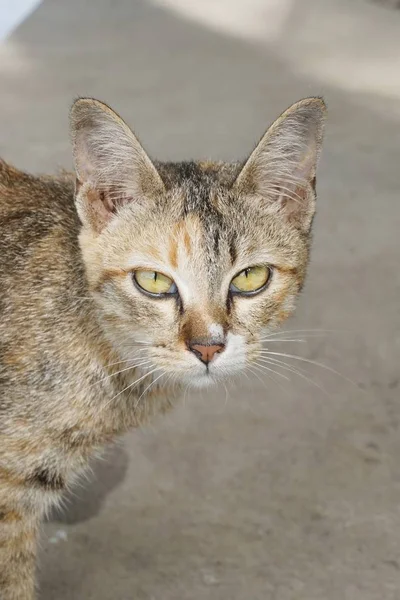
1 0 400 598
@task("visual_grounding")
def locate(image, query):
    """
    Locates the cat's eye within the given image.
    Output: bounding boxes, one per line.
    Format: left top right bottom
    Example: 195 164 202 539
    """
134 270 177 296
230 265 271 295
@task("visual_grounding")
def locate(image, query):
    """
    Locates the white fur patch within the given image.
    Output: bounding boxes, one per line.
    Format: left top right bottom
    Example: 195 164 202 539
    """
212 332 246 372
209 323 223 338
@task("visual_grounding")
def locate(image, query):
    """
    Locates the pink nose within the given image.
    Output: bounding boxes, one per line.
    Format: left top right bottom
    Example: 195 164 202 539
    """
189 343 225 365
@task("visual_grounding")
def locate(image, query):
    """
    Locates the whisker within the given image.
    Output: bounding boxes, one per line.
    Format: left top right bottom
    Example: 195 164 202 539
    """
166 371 178 395
256 356 329 396
257 355 310 376
101 352 151 369
101 357 147 369
247 365 276 388
103 367 160 409
89 359 153 388
173 373 181 395
260 339 307 343
172 372 179 394
257 351 355 385
183 380 192 410
260 328 347 339
250 362 290 387
162 374 175 407
238 367 272 414
247 364 291 397
222 380 229 408
250 361 289 381
134 371 166 410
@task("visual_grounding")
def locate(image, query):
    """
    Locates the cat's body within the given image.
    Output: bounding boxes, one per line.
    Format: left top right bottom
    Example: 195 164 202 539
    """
0 164 158 599
0 98 325 599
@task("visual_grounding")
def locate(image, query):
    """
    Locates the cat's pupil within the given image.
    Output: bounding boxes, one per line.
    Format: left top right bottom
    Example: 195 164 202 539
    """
154 272 158 282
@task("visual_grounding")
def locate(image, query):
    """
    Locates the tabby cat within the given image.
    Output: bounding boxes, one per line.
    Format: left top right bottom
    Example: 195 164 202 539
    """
0 97 326 599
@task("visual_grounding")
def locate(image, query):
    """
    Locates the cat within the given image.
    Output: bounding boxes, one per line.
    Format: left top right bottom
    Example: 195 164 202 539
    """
0 96 326 599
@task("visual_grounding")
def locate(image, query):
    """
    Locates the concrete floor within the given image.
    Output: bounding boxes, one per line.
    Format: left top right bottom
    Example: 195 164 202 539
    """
1 0 400 598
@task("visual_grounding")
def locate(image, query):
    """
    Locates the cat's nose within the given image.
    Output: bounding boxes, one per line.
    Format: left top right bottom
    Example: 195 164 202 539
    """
189 342 225 365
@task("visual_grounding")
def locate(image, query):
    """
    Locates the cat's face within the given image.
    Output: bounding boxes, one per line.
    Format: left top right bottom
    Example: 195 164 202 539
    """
70 98 325 388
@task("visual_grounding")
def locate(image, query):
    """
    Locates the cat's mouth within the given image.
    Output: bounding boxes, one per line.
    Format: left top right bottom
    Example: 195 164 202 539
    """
148 332 248 389
186 365 226 388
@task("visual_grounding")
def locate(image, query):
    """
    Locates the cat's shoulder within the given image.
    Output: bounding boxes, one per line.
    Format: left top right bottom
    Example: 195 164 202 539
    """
0 158 75 213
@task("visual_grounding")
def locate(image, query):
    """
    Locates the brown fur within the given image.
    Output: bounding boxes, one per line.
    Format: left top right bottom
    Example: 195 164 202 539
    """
0 97 325 598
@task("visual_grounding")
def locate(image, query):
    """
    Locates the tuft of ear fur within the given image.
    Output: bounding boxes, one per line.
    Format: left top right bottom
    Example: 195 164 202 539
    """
233 97 326 232
69 98 165 233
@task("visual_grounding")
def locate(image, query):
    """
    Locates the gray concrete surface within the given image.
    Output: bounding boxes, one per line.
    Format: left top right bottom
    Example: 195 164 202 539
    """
1 0 400 598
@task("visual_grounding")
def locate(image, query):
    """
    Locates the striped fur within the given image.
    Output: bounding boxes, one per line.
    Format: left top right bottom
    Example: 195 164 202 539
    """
0 97 325 598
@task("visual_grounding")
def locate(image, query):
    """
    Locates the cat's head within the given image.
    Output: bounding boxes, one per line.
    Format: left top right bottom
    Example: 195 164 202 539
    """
70 97 326 388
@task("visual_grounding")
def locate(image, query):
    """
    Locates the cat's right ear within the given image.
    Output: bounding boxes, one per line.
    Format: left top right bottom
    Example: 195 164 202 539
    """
233 97 326 233
69 98 165 233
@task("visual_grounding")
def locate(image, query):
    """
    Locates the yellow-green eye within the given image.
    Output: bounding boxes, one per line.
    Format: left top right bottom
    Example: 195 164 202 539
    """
230 265 271 294
134 270 177 296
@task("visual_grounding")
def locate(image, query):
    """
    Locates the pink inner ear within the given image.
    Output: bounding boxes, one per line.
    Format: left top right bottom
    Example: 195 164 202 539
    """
99 191 115 214
115 194 135 210
99 187 135 214
76 179 138 235
275 177 315 230
280 182 307 209
81 187 114 234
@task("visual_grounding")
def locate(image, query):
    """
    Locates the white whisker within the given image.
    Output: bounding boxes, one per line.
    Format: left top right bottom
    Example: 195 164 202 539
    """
256 356 329 396
260 328 347 340
261 339 307 343
222 380 229 408
251 361 289 381
247 364 290 397
257 351 355 385
134 371 166 410
103 367 160 409
182 380 191 410
89 359 152 388
101 356 149 369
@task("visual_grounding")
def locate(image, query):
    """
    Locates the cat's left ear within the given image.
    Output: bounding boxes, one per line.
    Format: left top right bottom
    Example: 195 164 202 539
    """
70 98 165 233
233 97 326 232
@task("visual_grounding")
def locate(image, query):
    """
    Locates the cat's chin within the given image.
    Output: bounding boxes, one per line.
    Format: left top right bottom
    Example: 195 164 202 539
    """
183 371 219 389
167 358 245 389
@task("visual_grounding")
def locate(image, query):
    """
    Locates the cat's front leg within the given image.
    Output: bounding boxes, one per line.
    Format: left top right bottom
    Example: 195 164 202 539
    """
0 500 38 600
